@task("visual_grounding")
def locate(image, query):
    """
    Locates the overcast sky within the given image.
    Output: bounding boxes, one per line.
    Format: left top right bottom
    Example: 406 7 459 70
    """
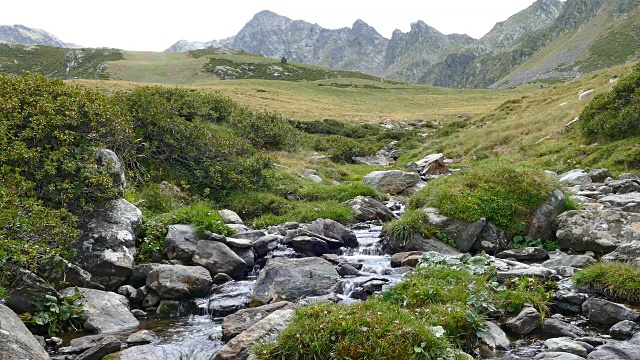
1 0 547 51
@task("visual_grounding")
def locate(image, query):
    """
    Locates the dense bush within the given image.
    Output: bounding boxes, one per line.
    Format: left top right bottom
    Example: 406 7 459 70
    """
580 62 640 141
296 183 384 203
408 160 557 235
291 119 382 138
230 108 300 150
308 135 378 163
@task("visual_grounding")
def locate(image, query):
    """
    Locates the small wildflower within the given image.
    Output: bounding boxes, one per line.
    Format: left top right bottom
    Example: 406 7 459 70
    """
0 299 6 305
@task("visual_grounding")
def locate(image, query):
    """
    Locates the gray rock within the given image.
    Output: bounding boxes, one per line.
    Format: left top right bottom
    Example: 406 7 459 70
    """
390 251 424 267
224 237 253 248
226 224 250 233
605 180 640 195
534 352 586 360
473 222 509 254
208 281 253 317
423 207 484 253
480 321 511 350
496 265 556 281
164 224 200 263
504 307 541 335
362 170 421 195
307 218 358 248
619 174 640 181
282 236 329 256
582 298 640 326
556 210 640 253
131 309 147 318
75 336 121 360
529 189 566 241
544 337 588 357
587 339 640 359
252 257 340 305
219 209 244 225
381 231 461 256
221 301 294 341
337 263 361 276
129 263 162 288
6 268 59 314
542 318 586 338
353 154 393 166
192 240 246 279
213 309 294 360
231 246 255 270
214 273 233 285
233 230 267 241
117 285 136 300
109 344 178 359
156 300 187 318
75 199 143 290
406 153 450 176
560 169 592 186
497 247 549 261
95 149 126 194
252 235 283 257
610 320 639 340
589 169 613 183
60 287 138 333
40 257 97 290
146 264 213 300
554 291 588 314
342 196 397 222
141 290 161 308
599 193 640 209
603 241 640 264
0 304 50 359
126 330 159 345
542 253 596 269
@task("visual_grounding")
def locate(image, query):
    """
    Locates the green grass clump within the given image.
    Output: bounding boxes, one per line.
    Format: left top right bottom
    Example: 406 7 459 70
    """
408 160 557 235
296 183 385 203
573 262 640 304
254 300 454 360
382 210 433 245
227 191 294 220
253 200 354 228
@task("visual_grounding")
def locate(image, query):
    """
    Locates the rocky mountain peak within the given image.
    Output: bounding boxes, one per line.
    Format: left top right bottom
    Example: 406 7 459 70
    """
0 24 72 48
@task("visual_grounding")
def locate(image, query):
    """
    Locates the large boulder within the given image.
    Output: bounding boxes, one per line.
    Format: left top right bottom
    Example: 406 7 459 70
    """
0 304 50 360
251 257 340 305
380 231 461 256
582 298 640 326
6 268 59 314
282 236 329 256
406 153 450 176
222 301 294 341
218 209 243 224
60 287 138 333
559 169 591 186
213 309 294 360
164 224 200 263
342 196 397 222
307 218 358 248
192 240 246 279
75 199 143 291
587 334 640 359
363 170 421 195
146 264 213 300
504 307 541 335
556 210 640 253
529 190 566 241
208 281 253 317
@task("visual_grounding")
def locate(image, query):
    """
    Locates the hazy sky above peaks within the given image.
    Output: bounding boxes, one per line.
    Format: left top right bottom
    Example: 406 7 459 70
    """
1 0 549 51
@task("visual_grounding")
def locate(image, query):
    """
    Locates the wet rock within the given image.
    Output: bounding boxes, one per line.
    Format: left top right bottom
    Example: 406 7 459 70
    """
534 352 586 360
231 246 255 270
141 290 161 308
544 337 588 357
252 235 283 257
6 268 59 314
108 344 178 359
283 236 329 256
221 302 294 341
75 336 121 360
126 330 159 345
208 281 253 317
575 337 607 347
60 287 138 333
381 231 461 255
362 170 421 195
480 321 511 350
610 320 639 340
555 291 588 315
129 263 161 288
214 273 233 285
529 190 566 241
589 169 612 183
131 309 147 318
390 251 423 267
587 335 640 359
307 218 358 248
582 298 640 326
252 257 340 305
192 240 246 279
497 248 549 261
556 210 640 253
75 199 143 291
0 304 50 359
219 209 243 224
337 263 361 276
156 300 188 318
560 169 591 186
342 196 397 222
146 264 213 300
504 307 541 335
542 318 586 338
214 309 294 360
164 224 200 263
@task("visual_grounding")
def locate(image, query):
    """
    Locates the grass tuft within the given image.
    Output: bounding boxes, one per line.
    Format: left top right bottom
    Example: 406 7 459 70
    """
573 261 640 304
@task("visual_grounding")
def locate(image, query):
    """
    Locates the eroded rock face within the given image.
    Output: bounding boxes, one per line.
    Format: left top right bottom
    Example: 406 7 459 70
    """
75 199 143 291
146 264 213 300
0 304 50 360
555 210 640 253
60 287 138 333
342 196 397 222
363 170 421 195
251 257 339 305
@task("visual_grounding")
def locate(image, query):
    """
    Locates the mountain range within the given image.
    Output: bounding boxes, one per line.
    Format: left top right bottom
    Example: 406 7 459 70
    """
167 0 640 88
0 24 77 48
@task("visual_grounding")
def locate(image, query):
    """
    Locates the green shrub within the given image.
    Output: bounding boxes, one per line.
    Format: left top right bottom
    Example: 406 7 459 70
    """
252 200 354 228
133 182 189 214
573 262 640 304
296 183 384 203
254 300 453 360
230 109 300 150
383 210 433 245
308 135 377 163
227 191 293 220
497 276 554 316
291 119 382 138
408 160 557 235
580 62 640 141
20 288 88 336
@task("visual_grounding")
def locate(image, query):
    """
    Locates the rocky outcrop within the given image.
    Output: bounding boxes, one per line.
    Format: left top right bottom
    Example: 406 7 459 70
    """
342 196 397 222
362 170 421 195
60 287 138 333
0 304 50 360
251 257 340 305
75 199 143 291
146 264 213 300
95 149 126 195
555 210 640 253
0 24 71 47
